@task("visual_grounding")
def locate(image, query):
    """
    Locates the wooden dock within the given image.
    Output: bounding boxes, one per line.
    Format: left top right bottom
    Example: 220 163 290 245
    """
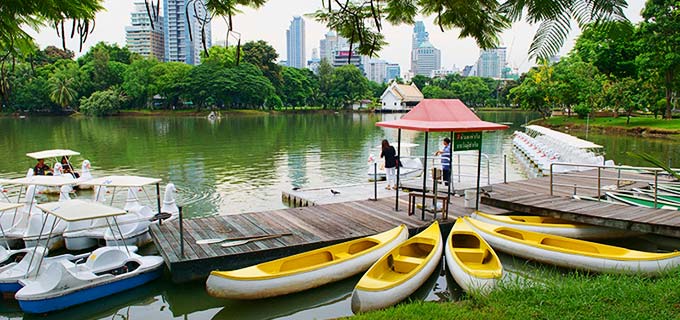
481 169 680 237
150 195 508 283
150 168 680 283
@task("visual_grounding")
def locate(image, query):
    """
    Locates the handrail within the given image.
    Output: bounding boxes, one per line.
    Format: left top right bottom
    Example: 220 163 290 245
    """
549 162 680 209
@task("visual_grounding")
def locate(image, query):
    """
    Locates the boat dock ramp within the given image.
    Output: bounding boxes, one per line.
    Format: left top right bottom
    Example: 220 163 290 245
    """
150 166 680 283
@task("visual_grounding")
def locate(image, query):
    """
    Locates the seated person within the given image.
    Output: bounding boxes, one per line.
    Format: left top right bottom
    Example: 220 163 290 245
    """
34 159 53 176
60 156 80 178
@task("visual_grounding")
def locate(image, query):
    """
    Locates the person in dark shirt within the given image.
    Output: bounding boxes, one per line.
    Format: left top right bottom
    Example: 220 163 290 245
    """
380 139 398 190
33 159 53 176
60 156 80 178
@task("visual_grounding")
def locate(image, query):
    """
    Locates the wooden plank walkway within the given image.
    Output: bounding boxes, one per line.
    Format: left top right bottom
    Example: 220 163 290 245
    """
150 195 508 283
482 169 680 238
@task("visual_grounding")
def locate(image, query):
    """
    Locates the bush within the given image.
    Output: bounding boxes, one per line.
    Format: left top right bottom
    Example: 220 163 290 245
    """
574 104 591 119
79 89 126 116
265 95 283 110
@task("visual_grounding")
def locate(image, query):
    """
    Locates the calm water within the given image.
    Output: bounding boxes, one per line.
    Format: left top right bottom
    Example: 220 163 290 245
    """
1 111 674 320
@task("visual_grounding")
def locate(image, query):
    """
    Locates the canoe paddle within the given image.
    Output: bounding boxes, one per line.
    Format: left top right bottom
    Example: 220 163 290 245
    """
196 233 292 245
220 233 293 248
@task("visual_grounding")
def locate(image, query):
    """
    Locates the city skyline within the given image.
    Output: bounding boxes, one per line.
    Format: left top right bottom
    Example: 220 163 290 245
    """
29 0 645 73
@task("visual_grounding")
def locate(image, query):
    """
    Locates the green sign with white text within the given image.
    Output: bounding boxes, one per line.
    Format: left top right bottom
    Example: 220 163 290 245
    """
454 132 482 151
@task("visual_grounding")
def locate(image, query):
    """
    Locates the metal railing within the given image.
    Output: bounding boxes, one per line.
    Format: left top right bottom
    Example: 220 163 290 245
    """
402 152 491 186
549 162 680 209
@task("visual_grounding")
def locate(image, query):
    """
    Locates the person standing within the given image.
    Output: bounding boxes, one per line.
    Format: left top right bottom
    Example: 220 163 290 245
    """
435 137 451 186
380 139 398 190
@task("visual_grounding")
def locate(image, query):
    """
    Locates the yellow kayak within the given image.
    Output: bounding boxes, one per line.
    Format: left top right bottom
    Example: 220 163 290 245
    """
445 217 501 293
206 224 408 299
351 221 442 313
466 217 680 275
472 211 638 239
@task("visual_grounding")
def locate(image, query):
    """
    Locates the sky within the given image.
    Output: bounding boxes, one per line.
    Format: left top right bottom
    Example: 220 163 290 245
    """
30 0 646 74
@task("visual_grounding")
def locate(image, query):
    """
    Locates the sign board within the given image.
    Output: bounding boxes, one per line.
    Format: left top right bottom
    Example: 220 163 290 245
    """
454 132 482 151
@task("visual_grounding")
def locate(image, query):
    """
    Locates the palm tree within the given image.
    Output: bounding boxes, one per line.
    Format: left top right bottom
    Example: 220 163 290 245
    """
49 72 78 109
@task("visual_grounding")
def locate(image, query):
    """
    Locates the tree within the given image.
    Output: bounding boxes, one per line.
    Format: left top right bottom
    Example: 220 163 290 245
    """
601 77 639 124
573 22 638 79
150 62 192 109
79 88 126 116
638 0 680 119
123 58 159 109
328 65 370 109
410 75 430 91
510 64 556 119
281 66 312 108
200 46 239 67
317 59 334 108
242 40 282 93
48 61 82 109
422 85 454 99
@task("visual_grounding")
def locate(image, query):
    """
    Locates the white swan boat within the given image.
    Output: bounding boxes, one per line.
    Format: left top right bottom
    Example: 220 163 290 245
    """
445 217 502 294
2 175 74 250
14 199 164 314
64 175 171 250
351 221 442 313
466 217 680 275
367 143 423 180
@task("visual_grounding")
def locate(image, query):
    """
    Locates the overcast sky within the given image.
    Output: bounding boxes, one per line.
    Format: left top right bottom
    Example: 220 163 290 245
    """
30 0 645 73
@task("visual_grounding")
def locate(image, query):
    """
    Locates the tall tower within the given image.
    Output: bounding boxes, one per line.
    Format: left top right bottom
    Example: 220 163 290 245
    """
411 21 429 74
126 2 165 61
475 47 507 78
286 16 306 68
164 0 211 65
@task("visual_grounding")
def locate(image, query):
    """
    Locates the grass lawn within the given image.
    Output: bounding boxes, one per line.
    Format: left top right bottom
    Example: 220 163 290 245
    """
351 267 680 319
537 116 680 133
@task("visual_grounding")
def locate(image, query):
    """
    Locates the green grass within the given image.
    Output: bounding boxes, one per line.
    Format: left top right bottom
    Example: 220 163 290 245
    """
351 267 680 319
536 116 680 133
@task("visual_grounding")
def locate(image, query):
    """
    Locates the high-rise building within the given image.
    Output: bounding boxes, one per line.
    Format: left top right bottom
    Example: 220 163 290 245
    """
365 59 387 83
474 47 507 79
332 49 364 72
462 65 474 77
413 41 441 76
319 31 348 62
286 16 306 68
164 0 211 65
307 48 321 73
411 21 429 73
126 2 165 61
385 64 401 83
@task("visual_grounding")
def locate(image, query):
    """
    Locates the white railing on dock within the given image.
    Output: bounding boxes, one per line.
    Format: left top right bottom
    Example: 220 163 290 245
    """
549 162 680 208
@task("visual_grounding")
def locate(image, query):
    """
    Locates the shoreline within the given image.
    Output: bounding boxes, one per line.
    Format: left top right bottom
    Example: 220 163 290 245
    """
531 116 680 137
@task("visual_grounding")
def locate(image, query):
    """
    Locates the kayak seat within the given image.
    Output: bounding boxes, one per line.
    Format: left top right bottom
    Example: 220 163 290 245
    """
497 228 525 240
391 255 422 274
333 252 352 259
279 251 333 272
455 248 487 264
398 243 433 259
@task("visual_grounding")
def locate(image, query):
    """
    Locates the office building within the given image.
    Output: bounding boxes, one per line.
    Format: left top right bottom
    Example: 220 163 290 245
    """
332 49 364 72
365 59 387 83
319 31 348 62
126 2 165 61
474 47 507 79
411 21 428 73
286 16 306 68
385 63 401 83
164 0 211 65
413 41 441 76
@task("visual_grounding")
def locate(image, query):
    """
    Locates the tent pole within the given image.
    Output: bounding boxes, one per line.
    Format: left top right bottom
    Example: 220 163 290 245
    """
446 131 453 219
475 132 483 211
395 129 402 211
421 131 429 220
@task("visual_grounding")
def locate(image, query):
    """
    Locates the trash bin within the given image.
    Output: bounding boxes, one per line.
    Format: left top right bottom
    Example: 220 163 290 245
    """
464 189 477 208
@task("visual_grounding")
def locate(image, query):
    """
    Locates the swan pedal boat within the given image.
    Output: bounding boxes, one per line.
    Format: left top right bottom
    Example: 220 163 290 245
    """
206 224 408 299
471 211 638 240
14 199 164 314
445 218 501 293
351 221 442 313
466 217 680 275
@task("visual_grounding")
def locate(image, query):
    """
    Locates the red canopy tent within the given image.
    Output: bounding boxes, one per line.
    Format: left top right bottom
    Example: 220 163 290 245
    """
376 99 508 219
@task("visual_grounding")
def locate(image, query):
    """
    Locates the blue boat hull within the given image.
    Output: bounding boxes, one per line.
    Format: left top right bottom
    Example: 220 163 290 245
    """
18 267 163 314
0 282 21 294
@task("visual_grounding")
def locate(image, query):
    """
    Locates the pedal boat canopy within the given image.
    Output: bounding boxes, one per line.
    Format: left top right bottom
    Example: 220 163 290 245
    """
37 199 126 222
79 175 162 187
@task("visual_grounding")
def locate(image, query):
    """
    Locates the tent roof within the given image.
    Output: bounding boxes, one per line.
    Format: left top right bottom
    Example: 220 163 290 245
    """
375 99 508 132
37 199 126 222
26 149 80 159
81 175 162 187
7 175 76 187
